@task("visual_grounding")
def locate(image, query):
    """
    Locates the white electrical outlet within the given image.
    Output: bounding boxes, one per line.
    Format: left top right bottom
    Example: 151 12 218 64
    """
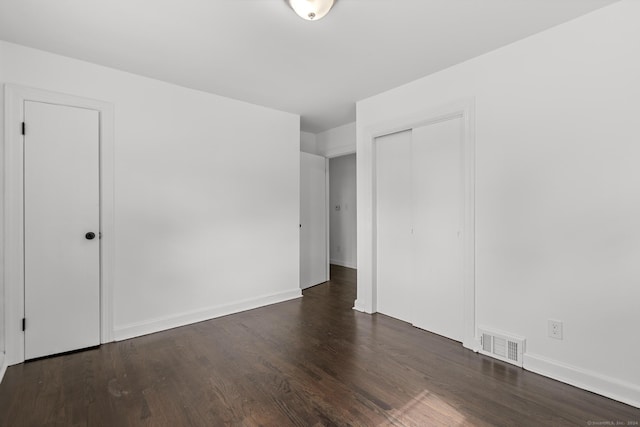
548 319 563 340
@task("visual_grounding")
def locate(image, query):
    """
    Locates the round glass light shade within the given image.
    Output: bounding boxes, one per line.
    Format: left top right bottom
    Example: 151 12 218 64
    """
288 0 336 21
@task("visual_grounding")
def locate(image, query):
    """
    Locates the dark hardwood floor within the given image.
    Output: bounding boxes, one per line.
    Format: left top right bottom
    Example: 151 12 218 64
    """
1 265 638 426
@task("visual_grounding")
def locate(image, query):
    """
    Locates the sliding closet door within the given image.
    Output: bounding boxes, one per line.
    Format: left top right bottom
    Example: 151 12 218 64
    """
375 130 413 323
411 118 464 341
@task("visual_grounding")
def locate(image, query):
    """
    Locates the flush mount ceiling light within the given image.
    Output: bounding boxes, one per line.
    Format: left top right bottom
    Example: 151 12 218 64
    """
287 0 336 21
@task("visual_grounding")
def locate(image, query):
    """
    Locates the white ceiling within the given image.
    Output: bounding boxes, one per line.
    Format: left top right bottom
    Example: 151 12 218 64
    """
0 0 616 133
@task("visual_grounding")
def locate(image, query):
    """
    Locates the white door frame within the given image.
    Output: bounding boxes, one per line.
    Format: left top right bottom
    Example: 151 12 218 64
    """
357 99 477 350
3 84 115 365
324 157 330 281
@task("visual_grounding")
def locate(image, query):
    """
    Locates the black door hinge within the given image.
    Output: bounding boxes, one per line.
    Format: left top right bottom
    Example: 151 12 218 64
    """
21 122 25 135
22 318 26 331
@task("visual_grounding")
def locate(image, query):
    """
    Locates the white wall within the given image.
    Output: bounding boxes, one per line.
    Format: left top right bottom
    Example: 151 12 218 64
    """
300 131 317 155
0 45 4 356
0 41 301 343
329 154 356 269
357 0 640 407
316 122 356 158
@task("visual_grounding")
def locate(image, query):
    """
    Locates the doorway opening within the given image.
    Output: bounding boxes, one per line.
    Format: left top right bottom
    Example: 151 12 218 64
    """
328 153 357 280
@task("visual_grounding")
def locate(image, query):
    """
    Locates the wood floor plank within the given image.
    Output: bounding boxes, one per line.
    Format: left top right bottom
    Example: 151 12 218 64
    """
1 265 638 426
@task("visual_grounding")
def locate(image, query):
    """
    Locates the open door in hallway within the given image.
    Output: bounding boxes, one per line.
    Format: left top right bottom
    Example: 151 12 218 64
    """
300 152 328 289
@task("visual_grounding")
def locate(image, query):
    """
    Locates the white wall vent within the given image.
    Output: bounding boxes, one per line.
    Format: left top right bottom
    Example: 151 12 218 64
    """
478 327 525 367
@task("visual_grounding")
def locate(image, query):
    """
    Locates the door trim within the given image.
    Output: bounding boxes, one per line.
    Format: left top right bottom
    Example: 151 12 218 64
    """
3 84 115 364
355 98 476 351
324 157 330 282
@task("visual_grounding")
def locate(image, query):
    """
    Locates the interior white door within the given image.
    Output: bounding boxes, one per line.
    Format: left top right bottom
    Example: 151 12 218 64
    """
375 130 413 323
24 101 100 359
300 152 328 289
411 118 464 341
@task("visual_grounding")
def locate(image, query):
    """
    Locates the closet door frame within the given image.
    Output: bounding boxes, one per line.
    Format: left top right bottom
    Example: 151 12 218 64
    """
3 84 115 365
360 98 476 351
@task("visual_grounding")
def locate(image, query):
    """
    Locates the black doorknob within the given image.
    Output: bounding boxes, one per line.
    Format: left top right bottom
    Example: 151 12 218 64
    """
85 232 96 240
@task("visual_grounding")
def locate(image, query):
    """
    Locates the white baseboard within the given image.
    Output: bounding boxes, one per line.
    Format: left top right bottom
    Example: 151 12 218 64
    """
524 353 640 409
330 259 356 269
0 353 7 384
114 288 302 341
465 337 481 353
352 299 370 313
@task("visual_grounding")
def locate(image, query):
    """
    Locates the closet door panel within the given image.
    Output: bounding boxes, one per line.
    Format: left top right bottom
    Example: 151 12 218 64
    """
411 118 464 341
375 130 413 323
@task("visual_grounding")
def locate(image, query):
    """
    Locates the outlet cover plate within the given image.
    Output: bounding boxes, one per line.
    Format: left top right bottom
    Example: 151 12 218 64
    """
548 319 563 340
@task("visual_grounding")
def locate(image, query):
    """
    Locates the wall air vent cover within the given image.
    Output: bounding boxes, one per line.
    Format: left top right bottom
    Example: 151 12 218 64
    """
478 327 525 367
